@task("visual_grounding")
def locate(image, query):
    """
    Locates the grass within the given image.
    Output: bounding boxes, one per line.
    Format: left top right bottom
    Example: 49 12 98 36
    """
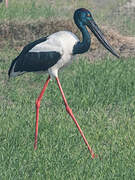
0 0 126 21
0 47 135 179
1 0 135 36
0 0 126 19
0 0 135 179
0 0 56 20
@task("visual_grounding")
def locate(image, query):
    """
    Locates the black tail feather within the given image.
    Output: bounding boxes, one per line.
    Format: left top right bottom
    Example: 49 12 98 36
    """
8 58 17 78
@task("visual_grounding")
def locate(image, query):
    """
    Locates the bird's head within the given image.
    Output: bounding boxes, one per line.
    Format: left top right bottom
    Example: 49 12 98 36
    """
74 8 119 58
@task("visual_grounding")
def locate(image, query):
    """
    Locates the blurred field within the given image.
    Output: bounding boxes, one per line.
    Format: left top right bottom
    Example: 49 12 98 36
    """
0 0 134 35
0 0 135 179
0 0 135 59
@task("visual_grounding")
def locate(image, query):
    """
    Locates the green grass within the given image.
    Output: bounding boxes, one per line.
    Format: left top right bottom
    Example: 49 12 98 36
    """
0 48 135 179
0 0 126 21
0 0 135 179
0 0 56 20
1 0 134 35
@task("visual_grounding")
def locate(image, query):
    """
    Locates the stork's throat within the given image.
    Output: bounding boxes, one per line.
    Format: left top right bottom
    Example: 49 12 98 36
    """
72 25 91 55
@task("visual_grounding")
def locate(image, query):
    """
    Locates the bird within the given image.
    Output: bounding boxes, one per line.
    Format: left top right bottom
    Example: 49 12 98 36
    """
8 8 119 159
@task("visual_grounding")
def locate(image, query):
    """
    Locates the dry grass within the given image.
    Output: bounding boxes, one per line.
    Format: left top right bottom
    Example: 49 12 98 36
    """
1 0 135 60
0 19 135 60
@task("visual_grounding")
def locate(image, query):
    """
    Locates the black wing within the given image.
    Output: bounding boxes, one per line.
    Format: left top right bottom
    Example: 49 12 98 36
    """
14 51 61 72
20 36 48 55
8 36 61 76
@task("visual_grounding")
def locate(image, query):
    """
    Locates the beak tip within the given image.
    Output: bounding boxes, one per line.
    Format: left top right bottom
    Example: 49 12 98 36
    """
115 53 120 59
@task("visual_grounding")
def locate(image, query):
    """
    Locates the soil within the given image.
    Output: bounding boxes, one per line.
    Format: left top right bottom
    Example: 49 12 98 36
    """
0 19 135 60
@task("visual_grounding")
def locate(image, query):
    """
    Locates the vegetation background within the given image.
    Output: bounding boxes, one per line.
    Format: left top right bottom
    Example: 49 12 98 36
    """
0 0 135 179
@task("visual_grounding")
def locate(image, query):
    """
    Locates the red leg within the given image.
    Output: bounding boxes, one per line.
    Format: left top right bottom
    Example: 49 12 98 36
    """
34 75 50 150
56 77 95 159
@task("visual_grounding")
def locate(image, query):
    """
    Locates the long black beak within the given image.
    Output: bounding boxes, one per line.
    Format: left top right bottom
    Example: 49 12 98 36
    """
88 19 119 58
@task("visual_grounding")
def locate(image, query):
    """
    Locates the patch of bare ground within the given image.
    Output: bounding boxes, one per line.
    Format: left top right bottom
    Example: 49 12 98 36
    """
0 19 135 60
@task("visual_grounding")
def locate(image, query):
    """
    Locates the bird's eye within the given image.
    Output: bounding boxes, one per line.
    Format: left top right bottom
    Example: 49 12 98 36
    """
87 14 91 17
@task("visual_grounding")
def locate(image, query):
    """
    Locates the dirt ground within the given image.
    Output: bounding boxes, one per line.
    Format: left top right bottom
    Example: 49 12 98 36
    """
0 19 135 60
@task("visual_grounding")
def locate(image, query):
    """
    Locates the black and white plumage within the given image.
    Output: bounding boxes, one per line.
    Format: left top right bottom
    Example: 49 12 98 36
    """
8 31 80 78
8 8 119 158
8 8 119 79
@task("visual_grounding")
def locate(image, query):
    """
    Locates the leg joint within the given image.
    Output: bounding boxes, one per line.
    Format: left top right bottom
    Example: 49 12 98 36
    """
36 99 40 108
66 105 72 114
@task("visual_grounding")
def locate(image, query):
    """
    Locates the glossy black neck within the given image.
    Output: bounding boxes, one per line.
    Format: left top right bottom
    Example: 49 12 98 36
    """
73 24 91 55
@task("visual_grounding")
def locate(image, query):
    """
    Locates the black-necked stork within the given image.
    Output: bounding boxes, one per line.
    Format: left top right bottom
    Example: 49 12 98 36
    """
8 8 119 159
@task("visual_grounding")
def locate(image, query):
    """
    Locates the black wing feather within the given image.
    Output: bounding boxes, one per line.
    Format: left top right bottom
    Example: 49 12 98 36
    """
20 36 48 55
8 36 61 76
14 51 61 72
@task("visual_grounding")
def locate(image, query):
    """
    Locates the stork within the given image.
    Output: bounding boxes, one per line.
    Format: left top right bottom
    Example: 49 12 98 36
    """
8 8 119 159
